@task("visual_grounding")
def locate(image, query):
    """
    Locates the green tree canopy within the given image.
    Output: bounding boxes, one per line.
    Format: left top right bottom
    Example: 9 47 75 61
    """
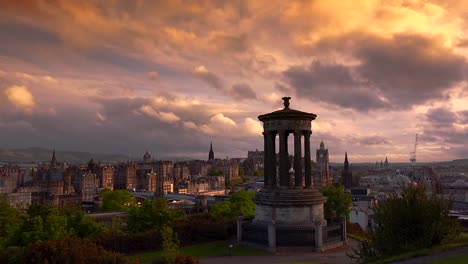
321 183 352 221
12 205 105 247
372 184 460 254
127 198 185 233
210 189 255 220
208 169 224 176
0 195 23 248
351 184 461 263
100 189 136 212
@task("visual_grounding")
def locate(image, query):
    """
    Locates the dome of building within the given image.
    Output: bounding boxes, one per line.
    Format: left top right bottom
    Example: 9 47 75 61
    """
392 174 411 186
450 179 468 187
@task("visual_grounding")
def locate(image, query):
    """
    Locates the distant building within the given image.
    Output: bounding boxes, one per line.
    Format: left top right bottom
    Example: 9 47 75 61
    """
208 142 214 161
143 150 152 163
114 162 137 190
342 152 353 189
96 163 114 190
315 140 332 188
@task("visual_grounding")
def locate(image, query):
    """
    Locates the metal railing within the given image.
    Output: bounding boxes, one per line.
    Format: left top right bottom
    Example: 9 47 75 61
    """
322 222 343 244
276 225 315 247
242 223 269 246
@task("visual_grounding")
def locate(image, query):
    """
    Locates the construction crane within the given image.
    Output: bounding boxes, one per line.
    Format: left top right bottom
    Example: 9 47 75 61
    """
409 134 418 166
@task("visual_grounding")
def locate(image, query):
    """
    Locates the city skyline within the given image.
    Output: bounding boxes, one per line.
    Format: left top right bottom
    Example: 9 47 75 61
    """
1 1 468 162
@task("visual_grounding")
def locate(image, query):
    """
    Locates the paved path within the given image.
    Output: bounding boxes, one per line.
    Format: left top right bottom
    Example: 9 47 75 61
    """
200 239 358 264
391 246 468 264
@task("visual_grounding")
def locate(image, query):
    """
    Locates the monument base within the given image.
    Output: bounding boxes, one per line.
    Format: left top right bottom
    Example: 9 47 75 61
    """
253 188 327 226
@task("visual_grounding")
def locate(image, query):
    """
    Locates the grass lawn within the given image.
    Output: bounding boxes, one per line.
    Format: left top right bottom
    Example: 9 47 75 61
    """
128 241 270 264
368 233 468 264
347 233 367 242
429 254 468 264
277 262 318 264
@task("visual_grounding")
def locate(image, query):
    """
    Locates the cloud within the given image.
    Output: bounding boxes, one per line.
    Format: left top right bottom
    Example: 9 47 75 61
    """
284 61 388 111
284 33 466 111
229 83 257 100
147 71 159 80
138 105 181 124
243 117 263 136
192 65 223 90
209 113 236 126
4 85 35 111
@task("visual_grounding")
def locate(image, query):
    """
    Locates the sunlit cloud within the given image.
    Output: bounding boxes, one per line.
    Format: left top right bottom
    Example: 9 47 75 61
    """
1 0 468 161
4 85 35 111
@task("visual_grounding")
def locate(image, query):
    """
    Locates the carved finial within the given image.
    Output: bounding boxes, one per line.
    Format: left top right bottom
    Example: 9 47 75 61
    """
282 97 291 108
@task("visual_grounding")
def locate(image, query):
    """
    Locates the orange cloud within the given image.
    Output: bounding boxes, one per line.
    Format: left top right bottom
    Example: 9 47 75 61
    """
4 85 35 111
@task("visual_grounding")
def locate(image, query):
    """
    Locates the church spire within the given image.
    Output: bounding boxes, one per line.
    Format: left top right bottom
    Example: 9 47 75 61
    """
208 141 214 161
51 149 57 166
342 152 352 189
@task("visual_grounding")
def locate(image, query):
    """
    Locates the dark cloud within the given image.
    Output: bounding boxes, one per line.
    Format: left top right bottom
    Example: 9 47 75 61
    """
459 110 468 124
192 67 223 90
355 34 465 108
425 107 458 126
420 106 468 149
211 34 249 53
355 135 391 146
285 33 467 111
283 61 389 111
229 83 257 100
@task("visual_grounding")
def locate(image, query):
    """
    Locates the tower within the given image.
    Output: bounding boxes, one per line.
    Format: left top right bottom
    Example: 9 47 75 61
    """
342 152 353 189
51 149 57 167
208 141 214 161
143 150 152 163
315 140 332 188
384 156 389 168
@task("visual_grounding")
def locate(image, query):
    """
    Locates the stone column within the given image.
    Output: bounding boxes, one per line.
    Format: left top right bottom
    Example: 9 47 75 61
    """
268 221 276 251
315 222 323 251
278 130 289 187
294 130 303 188
269 131 277 187
304 130 312 188
263 132 269 187
237 214 244 243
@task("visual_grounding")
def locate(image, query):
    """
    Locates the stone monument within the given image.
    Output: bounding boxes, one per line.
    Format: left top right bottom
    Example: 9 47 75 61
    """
240 97 334 251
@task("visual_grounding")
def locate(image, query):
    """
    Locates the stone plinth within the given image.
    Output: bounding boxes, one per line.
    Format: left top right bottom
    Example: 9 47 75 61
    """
253 188 327 226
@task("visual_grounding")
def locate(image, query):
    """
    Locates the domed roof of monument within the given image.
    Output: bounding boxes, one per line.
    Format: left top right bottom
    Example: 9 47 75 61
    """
258 97 317 121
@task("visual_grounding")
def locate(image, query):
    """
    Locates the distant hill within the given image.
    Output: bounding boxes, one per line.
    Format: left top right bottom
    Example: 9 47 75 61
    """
0 147 129 164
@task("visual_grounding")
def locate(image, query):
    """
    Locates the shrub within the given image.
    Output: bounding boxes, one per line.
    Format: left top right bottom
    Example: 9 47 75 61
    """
23 237 128 264
321 183 352 221
350 184 461 262
161 227 179 264
94 230 162 254
171 214 235 246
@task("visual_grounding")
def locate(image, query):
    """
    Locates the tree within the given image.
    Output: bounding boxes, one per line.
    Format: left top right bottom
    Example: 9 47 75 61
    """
100 189 136 212
373 184 460 253
321 183 352 221
0 196 23 248
127 198 184 233
207 169 223 176
43 207 71 240
161 226 180 264
210 189 255 220
23 237 129 264
18 215 46 246
67 210 106 238
350 184 461 263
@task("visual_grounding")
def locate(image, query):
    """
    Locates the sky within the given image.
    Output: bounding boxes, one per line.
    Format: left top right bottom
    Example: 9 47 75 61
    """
1 0 468 163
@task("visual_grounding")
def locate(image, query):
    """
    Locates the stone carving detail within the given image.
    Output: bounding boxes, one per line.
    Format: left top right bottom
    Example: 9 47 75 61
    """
263 119 311 131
